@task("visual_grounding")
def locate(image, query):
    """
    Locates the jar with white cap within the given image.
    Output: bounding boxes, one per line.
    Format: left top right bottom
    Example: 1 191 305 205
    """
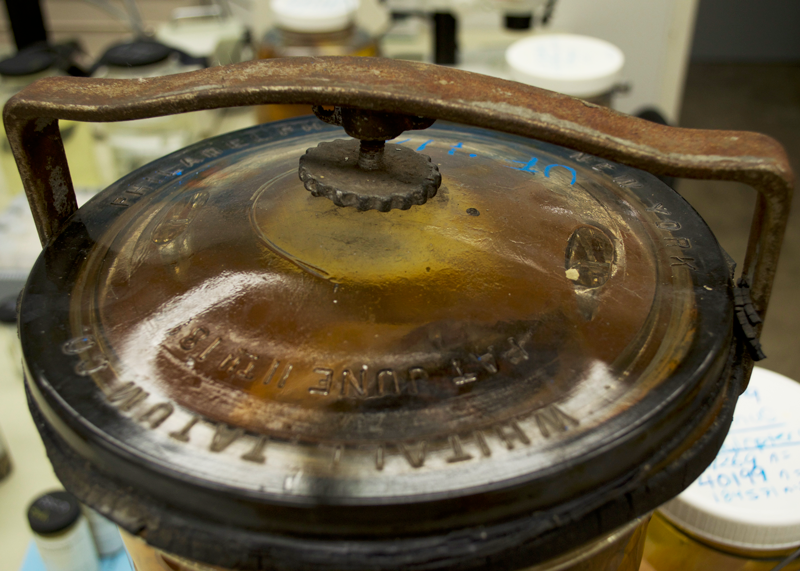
257 0 378 122
642 367 800 571
505 33 625 107
27 491 100 571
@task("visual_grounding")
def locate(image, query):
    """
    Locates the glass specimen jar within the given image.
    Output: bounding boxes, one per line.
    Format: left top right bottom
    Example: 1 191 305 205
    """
5 58 792 571
256 0 378 123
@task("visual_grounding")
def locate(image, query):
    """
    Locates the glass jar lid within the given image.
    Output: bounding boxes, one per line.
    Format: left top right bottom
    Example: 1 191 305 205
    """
22 115 735 567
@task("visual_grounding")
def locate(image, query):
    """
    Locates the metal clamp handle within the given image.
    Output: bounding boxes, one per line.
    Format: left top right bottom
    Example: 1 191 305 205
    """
3 57 793 331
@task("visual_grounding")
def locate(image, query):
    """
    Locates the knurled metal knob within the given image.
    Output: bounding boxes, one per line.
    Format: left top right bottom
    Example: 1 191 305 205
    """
298 106 442 212
299 139 441 212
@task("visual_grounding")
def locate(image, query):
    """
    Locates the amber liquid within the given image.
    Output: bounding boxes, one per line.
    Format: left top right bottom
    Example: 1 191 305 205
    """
73 124 690 571
88 132 663 445
642 512 800 571
256 26 379 123
121 530 222 570
121 519 649 571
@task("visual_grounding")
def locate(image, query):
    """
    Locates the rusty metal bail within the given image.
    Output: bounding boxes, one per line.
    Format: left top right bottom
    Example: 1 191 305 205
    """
298 106 442 212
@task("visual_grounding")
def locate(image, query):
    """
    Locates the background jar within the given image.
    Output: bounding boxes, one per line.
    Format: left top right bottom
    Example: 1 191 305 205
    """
257 0 379 122
27 491 99 571
642 367 800 571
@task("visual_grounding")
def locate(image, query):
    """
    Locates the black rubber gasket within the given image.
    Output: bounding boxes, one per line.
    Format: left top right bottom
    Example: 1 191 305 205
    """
29 342 741 570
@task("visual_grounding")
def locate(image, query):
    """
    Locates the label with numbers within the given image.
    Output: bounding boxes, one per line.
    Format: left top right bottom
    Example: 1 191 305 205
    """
662 368 800 547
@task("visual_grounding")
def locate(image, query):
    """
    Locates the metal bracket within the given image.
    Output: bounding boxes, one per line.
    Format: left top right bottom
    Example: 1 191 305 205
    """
2 57 793 369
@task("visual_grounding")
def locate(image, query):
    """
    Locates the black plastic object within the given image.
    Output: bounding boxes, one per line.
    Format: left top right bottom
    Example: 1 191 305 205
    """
433 12 458 65
0 44 55 77
504 14 533 30
92 40 207 75
27 491 81 535
0 294 18 323
0 42 87 78
98 40 173 68
3 0 48 51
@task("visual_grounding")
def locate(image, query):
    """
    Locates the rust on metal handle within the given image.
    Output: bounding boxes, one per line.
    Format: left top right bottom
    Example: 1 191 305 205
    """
2 57 793 330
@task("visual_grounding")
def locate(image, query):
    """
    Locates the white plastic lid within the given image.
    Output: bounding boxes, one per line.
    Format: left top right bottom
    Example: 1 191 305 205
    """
505 34 624 98
660 367 800 550
271 0 359 33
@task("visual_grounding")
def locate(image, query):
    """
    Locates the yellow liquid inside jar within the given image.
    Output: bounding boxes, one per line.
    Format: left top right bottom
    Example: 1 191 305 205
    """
256 25 379 123
121 518 649 571
641 512 800 571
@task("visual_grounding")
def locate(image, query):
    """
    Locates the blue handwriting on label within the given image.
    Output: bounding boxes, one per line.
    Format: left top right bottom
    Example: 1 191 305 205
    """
691 387 800 505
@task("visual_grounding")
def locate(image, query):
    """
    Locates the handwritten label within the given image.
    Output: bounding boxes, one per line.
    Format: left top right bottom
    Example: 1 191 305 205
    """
680 370 800 511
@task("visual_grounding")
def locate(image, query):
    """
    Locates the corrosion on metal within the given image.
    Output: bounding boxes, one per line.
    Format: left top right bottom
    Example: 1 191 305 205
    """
2 56 793 345
312 105 436 141
299 139 441 211
305 104 441 210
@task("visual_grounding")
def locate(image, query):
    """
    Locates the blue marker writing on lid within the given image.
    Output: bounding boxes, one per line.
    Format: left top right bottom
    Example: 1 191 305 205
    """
544 164 578 186
507 157 539 173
